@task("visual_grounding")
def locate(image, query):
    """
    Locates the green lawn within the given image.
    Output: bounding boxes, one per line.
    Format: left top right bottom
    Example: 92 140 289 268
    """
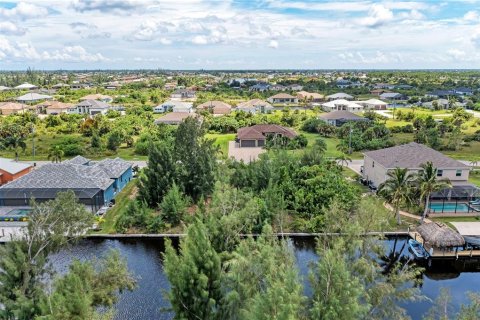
93 180 137 234
469 171 480 187
205 133 236 156
300 131 363 159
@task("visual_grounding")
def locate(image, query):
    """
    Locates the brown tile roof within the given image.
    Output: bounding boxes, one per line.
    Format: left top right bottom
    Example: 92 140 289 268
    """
38 101 73 109
237 99 272 108
80 94 112 101
0 102 26 110
269 93 296 99
364 142 469 169
197 100 232 114
237 124 297 140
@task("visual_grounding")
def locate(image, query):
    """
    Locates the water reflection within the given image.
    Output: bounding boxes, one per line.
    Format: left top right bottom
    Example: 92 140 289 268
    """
50 236 480 320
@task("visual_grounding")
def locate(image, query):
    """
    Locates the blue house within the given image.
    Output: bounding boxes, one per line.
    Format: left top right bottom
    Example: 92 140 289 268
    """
0 156 133 212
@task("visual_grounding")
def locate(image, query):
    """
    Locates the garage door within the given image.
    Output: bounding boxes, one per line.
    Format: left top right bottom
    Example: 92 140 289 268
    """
240 140 256 147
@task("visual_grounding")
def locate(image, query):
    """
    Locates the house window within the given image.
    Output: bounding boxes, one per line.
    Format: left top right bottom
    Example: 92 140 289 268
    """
456 170 462 177
437 170 443 177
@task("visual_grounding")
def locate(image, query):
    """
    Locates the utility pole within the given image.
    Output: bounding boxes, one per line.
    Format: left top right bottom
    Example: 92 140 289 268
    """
32 126 36 166
348 127 353 155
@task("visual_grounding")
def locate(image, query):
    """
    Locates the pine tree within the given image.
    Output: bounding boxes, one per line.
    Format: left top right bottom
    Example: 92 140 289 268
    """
138 142 176 207
160 183 187 226
163 219 223 320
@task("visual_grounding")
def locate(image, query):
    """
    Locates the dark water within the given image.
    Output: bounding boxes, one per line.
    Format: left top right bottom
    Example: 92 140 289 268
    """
50 237 480 320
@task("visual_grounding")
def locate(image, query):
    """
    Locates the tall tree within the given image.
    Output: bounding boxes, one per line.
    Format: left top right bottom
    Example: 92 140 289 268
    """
138 142 176 207
174 117 218 201
163 219 223 320
416 161 452 223
160 183 188 226
47 145 64 163
0 191 93 319
378 168 415 224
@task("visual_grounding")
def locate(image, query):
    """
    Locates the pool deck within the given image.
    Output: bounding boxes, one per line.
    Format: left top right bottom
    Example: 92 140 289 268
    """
450 222 480 236
0 206 31 216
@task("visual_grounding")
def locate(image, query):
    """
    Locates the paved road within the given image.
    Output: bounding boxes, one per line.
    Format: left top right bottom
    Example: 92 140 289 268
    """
467 109 480 119
374 110 393 118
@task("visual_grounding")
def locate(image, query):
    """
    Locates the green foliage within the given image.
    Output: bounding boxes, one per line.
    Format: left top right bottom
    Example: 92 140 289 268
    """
160 183 188 226
114 200 151 233
163 219 223 320
54 136 84 156
37 250 135 320
0 191 93 320
106 131 123 151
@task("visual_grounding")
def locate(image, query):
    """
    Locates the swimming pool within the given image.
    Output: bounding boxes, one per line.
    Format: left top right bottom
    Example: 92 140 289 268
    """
429 202 471 213
0 208 31 221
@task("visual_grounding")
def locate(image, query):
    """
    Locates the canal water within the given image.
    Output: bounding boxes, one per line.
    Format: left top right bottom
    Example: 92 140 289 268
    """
50 237 480 320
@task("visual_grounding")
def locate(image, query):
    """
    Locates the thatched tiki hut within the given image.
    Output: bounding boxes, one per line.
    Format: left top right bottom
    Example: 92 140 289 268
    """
417 222 465 250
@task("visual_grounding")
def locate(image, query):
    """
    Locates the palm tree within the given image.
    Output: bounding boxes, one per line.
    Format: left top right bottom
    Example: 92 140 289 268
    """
335 153 352 169
48 146 64 163
378 168 415 225
314 138 327 154
4 135 27 161
416 161 452 223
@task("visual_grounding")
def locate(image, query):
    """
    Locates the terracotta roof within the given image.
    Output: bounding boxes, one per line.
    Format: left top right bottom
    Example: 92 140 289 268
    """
38 101 73 109
269 93 296 99
0 102 27 110
237 124 297 140
237 99 272 108
364 142 469 169
197 100 232 114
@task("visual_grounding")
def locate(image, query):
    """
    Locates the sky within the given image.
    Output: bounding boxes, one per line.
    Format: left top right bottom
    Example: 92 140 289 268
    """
1 0 480 70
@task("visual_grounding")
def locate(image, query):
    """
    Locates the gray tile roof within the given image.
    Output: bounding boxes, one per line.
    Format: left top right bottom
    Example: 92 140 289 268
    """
65 155 90 165
364 142 469 169
76 99 111 109
319 110 365 120
0 158 32 174
0 158 132 192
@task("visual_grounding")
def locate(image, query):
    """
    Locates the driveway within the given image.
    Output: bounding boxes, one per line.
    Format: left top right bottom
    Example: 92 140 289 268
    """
374 110 393 118
347 159 364 174
467 110 480 119
228 141 265 163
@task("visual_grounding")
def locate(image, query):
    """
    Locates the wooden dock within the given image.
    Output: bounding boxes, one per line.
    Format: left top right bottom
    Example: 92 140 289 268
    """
408 231 480 259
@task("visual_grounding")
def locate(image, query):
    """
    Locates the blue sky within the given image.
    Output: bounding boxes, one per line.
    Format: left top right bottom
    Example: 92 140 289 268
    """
1 0 480 70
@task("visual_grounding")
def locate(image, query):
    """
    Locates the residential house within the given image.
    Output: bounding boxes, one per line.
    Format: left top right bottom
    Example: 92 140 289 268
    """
319 110 368 127
267 93 298 104
296 91 324 103
52 83 70 89
379 92 406 101
374 83 395 90
395 84 414 90
236 124 297 147
370 89 390 96
269 84 286 91
16 93 52 104
326 92 353 101
287 84 303 91
80 94 113 103
40 101 73 115
197 100 232 116
236 99 274 114
154 100 193 113
171 89 196 100
164 82 178 90
249 83 270 92
70 99 112 116
321 99 364 112
14 83 38 90
154 112 199 125
357 98 388 110
362 142 471 188
0 158 32 185
455 87 474 96
0 102 28 115
70 83 90 90
336 79 351 88
0 156 132 212
426 90 456 99
0 86 12 91
422 99 465 110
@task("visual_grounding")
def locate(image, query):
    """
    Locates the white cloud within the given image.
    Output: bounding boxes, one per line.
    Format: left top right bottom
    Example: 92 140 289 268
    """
0 37 107 63
266 0 370 12
0 2 48 20
471 30 480 48
0 22 26 36
446 48 467 59
71 0 139 13
338 51 402 64
359 4 394 28
128 20 172 41
192 35 208 45
268 40 279 49
463 11 479 21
